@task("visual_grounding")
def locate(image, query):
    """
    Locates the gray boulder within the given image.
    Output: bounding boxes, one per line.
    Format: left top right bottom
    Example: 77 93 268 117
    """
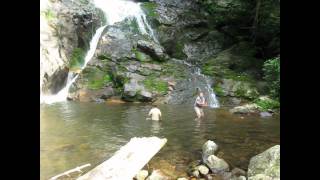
230 104 259 114
247 145 280 180
204 155 229 174
137 40 168 61
197 165 209 175
202 140 218 162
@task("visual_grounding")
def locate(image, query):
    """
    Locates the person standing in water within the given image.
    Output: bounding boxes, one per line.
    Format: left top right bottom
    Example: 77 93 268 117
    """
147 104 162 121
194 92 207 119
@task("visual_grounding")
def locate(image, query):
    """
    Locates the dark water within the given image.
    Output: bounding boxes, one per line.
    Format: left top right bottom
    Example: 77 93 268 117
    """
40 101 280 179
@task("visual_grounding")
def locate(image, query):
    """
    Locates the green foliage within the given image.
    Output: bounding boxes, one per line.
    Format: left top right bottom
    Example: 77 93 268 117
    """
143 76 168 94
69 48 85 71
213 84 225 96
263 57 280 99
255 98 280 111
162 63 187 79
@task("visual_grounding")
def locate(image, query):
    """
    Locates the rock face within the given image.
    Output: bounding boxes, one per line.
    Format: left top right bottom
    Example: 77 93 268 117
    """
247 145 280 180
204 155 229 174
137 40 168 61
197 165 209 175
40 0 104 95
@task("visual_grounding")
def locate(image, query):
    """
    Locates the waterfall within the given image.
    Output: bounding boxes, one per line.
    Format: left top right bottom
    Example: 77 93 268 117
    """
41 0 158 104
193 67 220 108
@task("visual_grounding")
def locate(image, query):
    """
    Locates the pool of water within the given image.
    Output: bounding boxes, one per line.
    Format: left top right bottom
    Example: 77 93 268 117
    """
40 101 280 179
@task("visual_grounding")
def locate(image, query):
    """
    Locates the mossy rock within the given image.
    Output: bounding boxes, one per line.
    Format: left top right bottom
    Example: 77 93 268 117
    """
69 48 85 71
134 50 153 62
143 76 168 95
141 2 158 18
81 67 113 90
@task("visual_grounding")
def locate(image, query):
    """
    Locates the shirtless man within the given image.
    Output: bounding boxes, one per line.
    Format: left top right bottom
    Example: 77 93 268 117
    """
147 104 162 121
194 92 207 119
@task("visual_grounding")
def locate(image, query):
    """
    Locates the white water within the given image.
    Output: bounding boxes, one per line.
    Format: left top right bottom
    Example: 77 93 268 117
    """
41 0 158 104
94 0 158 42
194 67 220 108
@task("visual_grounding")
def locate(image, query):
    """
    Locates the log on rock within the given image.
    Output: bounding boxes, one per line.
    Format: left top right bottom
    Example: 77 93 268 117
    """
77 137 167 180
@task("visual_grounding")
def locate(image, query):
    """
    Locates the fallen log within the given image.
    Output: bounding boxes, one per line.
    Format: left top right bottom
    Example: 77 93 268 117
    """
49 164 91 180
77 137 167 180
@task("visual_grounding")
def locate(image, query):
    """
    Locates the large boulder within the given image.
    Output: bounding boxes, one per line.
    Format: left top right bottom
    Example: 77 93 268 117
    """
202 140 218 162
123 79 153 102
247 145 280 180
230 104 259 114
204 155 229 174
137 40 168 61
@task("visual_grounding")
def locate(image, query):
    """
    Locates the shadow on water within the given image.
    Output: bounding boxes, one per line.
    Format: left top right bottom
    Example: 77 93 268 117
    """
40 102 279 179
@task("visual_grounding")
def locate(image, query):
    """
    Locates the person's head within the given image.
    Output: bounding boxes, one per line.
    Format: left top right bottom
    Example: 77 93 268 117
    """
199 92 204 97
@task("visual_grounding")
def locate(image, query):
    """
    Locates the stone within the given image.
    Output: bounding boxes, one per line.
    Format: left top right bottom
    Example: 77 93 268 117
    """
202 140 219 162
230 104 259 114
204 155 229 174
100 86 115 99
221 172 233 180
141 63 162 71
191 170 200 178
260 112 272 118
137 40 168 61
197 165 209 175
231 175 247 180
231 167 246 176
247 145 280 180
135 170 149 180
146 170 169 180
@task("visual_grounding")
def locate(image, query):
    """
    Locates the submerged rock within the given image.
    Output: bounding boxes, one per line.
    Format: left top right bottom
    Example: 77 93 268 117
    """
204 155 229 174
230 104 259 114
231 167 246 177
247 145 280 180
260 112 273 118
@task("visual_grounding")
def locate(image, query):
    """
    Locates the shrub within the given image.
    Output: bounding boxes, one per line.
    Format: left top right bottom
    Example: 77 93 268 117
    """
262 57 280 99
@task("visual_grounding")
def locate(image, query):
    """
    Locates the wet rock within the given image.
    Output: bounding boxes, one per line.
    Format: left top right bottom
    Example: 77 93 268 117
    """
197 165 209 175
204 155 229 174
137 40 168 61
218 79 259 100
247 145 280 180
135 170 149 180
231 167 246 177
100 86 115 99
260 112 272 118
146 170 169 180
221 172 232 180
123 80 153 102
191 170 200 178
231 175 247 180
202 140 219 162
230 104 259 114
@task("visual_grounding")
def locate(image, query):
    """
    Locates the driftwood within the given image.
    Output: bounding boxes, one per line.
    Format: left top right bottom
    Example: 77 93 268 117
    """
49 164 91 180
77 137 167 180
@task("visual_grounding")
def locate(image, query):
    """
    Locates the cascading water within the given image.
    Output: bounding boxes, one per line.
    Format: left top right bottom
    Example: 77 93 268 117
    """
193 67 219 108
41 0 158 104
